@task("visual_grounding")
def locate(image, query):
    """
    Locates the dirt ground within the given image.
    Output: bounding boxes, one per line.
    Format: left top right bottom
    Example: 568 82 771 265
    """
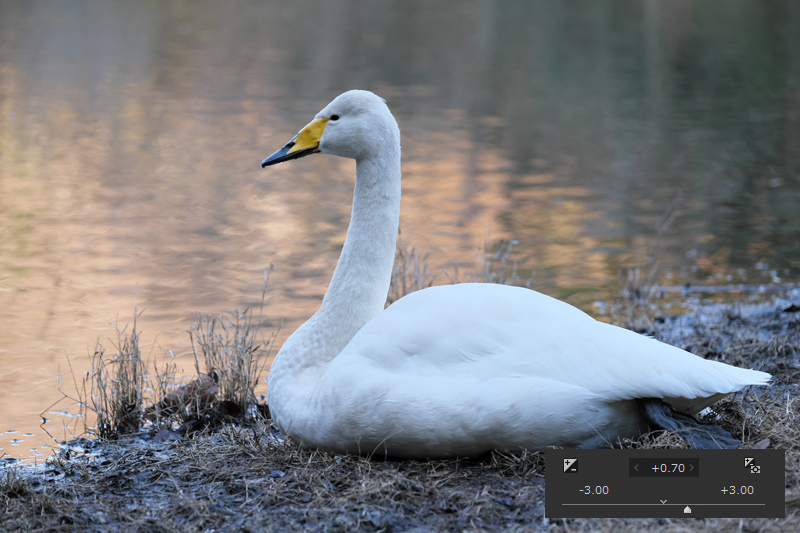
2 294 799 532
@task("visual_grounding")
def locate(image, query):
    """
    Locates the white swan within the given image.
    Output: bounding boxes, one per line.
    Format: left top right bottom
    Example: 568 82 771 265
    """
262 90 771 458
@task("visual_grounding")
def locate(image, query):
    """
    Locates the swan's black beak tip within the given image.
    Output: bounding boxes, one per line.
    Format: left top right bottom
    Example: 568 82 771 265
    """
261 144 292 168
262 143 319 168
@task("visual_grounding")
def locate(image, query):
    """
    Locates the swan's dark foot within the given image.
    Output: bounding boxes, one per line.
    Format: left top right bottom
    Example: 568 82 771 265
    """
637 398 741 449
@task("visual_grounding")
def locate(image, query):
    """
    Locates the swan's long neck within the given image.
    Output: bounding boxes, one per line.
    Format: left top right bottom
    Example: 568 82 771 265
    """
320 154 401 324
274 141 401 372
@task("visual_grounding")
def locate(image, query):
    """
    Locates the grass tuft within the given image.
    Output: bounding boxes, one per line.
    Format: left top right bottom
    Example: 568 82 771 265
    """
92 310 147 438
188 308 274 419
387 240 435 304
614 265 661 332
52 308 150 441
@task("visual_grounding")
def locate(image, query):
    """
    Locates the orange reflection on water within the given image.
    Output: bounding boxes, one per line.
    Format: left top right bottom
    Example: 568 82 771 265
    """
3 0 800 461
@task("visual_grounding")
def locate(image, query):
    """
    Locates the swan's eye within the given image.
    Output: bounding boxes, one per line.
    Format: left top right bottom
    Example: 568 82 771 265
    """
330 114 340 121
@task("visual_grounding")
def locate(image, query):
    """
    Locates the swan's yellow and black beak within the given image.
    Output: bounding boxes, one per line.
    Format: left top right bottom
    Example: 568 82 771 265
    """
262 117 330 167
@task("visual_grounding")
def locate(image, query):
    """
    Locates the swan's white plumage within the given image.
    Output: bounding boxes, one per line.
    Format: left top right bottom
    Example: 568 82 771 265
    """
263 90 770 458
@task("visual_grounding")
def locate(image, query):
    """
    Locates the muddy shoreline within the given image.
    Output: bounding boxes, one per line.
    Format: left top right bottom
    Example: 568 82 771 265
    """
2 294 799 532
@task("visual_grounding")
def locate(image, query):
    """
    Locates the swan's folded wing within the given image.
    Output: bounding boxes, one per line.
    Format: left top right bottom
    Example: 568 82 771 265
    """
341 283 770 412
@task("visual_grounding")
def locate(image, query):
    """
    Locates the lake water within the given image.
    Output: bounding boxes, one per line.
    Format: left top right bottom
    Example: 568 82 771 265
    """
2 0 799 461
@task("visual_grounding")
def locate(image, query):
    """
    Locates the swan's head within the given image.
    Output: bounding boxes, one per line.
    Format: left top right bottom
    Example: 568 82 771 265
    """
262 90 399 167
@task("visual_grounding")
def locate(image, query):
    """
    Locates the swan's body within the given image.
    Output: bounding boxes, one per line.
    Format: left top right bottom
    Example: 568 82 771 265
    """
262 90 770 458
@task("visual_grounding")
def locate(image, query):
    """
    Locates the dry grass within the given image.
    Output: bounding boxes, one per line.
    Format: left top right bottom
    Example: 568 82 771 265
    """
387 240 435 305
1 424 550 532
187 264 278 420
50 270 276 445
54 310 149 440
443 234 533 288
387 233 530 305
3 249 798 532
614 266 662 332
188 307 277 420
387 231 532 306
